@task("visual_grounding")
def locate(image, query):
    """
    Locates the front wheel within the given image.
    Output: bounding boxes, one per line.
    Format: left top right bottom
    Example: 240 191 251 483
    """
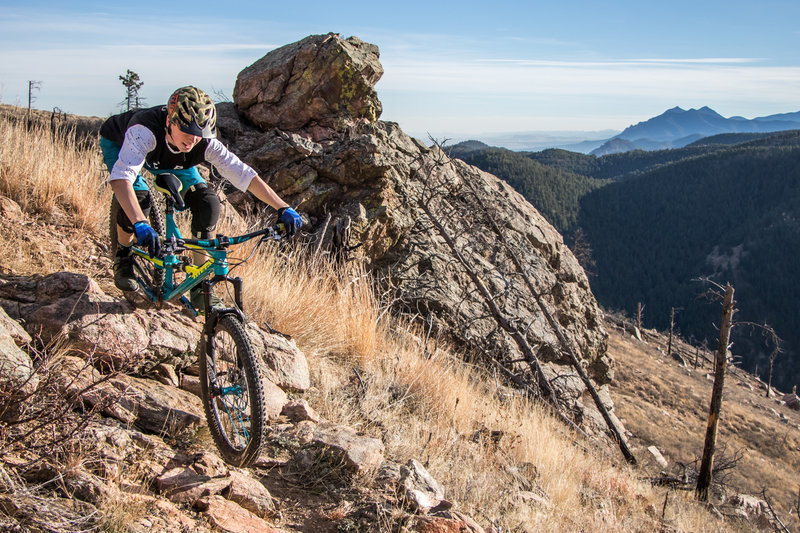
199 315 266 467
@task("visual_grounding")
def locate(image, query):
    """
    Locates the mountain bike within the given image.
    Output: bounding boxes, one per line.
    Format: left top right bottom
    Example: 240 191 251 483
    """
109 173 286 467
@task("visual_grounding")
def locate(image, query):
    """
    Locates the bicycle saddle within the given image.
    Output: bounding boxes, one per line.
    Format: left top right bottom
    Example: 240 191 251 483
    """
154 173 185 210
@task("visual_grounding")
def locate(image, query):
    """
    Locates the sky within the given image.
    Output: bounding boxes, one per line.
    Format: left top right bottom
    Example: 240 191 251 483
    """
2 0 800 142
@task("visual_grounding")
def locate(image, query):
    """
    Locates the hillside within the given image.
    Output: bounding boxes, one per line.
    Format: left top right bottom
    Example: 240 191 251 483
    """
606 317 800 521
3 110 800 531
452 146 609 235
3 32 799 531
2 107 754 532
579 132 800 391
448 138 740 236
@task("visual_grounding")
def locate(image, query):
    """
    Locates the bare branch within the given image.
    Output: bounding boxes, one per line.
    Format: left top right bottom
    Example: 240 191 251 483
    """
760 489 792 533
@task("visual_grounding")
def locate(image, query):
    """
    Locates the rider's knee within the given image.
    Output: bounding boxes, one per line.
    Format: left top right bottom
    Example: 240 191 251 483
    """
185 185 220 238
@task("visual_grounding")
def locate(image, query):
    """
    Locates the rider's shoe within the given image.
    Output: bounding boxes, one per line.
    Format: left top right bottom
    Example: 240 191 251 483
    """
113 247 139 292
190 285 223 314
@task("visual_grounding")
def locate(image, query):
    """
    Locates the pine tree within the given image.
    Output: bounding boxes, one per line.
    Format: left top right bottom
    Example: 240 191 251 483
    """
119 70 144 112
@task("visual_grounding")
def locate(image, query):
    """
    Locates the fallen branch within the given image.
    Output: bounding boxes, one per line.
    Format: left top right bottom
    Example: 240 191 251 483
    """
416 198 564 415
456 163 637 464
760 489 791 533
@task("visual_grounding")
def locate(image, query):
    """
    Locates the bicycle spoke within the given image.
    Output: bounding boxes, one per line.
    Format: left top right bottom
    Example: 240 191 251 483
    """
209 324 253 452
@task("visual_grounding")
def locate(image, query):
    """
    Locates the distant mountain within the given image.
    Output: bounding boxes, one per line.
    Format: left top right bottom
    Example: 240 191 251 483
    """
755 110 800 122
445 140 489 156
440 130 619 153
591 106 800 155
590 137 639 156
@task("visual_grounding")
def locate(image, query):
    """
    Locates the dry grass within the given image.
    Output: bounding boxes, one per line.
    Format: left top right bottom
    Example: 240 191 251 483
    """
213 230 727 531
0 116 109 232
0 115 738 532
608 324 800 530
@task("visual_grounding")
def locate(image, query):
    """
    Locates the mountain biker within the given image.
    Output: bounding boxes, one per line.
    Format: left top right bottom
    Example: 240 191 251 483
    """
100 86 302 310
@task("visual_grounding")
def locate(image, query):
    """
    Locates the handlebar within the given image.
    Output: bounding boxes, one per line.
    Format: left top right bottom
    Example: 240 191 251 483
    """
172 223 287 251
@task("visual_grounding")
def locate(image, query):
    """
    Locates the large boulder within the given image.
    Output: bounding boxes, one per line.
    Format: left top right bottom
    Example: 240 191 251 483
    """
0 272 310 388
293 421 385 479
233 33 383 131
53 355 204 436
218 34 613 434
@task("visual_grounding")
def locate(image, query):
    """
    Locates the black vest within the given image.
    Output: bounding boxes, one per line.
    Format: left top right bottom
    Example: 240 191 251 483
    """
100 106 209 170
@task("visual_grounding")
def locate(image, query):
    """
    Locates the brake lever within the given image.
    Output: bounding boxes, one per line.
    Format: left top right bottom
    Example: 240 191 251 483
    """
258 225 287 244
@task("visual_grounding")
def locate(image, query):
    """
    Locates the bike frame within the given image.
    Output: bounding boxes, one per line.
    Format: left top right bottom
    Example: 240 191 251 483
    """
128 192 281 317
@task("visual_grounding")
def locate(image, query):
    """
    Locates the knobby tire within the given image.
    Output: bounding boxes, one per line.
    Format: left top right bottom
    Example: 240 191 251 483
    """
200 314 266 467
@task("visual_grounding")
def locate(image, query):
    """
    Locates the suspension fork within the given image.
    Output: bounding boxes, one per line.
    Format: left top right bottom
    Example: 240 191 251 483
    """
202 276 247 398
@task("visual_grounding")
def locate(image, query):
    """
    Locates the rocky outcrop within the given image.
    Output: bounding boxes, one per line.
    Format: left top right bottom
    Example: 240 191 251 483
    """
218 33 613 435
782 393 800 411
233 33 383 131
0 272 310 389
0 271 199 372
0 285 486 532
292 420 385 478
0 306 37 398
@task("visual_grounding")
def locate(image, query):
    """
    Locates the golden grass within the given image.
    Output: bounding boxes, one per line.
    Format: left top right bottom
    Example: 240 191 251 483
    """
0 115 736 532
0 116 109 233
609 328 800 528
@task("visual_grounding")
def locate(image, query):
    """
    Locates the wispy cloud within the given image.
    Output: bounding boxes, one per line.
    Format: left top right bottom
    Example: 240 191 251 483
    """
475 58 762 66
380 56 800 100
378 55 800 134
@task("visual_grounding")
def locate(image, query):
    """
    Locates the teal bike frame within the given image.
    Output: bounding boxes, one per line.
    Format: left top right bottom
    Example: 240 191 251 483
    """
128 181 283 317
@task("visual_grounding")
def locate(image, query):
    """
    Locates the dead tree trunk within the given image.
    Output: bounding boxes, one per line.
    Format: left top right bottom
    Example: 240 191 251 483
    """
696 283 735 502
635 302 644 340
636 302 643 331
667 307 675 358
766 336 780 398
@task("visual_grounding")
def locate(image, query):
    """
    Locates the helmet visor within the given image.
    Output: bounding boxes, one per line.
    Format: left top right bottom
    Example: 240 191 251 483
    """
178 117 216 139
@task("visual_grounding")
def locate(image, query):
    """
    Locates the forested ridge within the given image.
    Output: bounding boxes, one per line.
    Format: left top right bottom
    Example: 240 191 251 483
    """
451 130 800 390
452 146 609 234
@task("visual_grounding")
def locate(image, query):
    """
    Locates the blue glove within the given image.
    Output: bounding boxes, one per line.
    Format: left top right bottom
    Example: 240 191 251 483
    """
277 207 302 237
133 221 161 257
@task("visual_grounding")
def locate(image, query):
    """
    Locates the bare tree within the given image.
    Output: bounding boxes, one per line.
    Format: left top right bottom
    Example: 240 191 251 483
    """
27 80 41 127
696 282 735 501
765 329 782 398
569 227 595 277
636 302 644 334
667 307 676 358
210 87 232 103
666 306 684 360
410 140 637 464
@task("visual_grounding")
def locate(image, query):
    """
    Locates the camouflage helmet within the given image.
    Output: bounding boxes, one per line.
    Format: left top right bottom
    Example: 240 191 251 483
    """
167 86 216 139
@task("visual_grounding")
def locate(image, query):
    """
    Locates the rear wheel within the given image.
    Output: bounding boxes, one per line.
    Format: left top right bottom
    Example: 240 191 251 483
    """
199 314 266 467
109 190 165 293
